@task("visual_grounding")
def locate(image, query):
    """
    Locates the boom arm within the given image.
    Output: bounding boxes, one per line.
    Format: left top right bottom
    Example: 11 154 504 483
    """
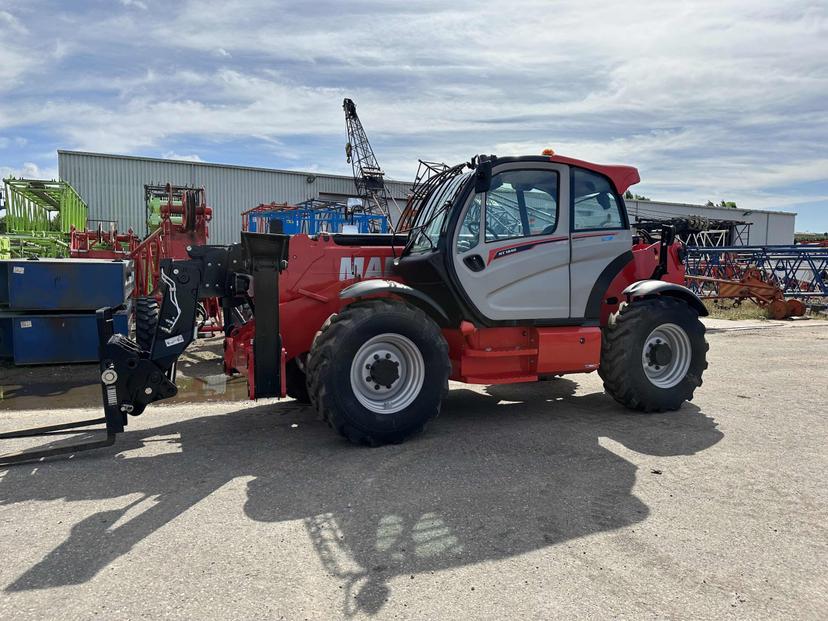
0 232 288 466
98 232 290 434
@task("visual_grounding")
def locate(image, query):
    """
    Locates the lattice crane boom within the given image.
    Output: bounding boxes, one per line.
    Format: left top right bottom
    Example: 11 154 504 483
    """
343 98 397 227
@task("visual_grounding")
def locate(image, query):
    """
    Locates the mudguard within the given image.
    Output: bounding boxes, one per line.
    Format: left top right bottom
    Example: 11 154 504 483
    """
339 279 451 325
622 280 708 316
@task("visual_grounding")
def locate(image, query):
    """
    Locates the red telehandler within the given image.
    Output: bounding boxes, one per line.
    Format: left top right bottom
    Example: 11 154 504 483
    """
0 153 708 464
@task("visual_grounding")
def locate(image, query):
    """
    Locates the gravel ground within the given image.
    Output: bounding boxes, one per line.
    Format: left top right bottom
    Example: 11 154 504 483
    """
0 321 826 620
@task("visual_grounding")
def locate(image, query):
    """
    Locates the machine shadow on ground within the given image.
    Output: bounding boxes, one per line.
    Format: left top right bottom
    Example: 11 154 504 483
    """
0 379 723 616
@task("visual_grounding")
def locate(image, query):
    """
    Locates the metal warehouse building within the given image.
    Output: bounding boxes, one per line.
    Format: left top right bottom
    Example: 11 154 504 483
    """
58 151 411 245
58 150 796 246
625 199 795 245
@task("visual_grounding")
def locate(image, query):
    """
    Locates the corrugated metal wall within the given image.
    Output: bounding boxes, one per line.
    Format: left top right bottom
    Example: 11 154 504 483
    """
58 151 796 246
58 151 412 245
626 199 795 245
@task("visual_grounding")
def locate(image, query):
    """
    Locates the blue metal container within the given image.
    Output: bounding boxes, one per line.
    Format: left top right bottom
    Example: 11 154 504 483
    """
247 208 389 235
0 310 129 365
0 259 134 311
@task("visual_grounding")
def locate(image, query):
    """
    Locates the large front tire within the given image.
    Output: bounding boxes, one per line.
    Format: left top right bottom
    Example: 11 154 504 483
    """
599 297 708 411
135 296 159 352
306 299 450 446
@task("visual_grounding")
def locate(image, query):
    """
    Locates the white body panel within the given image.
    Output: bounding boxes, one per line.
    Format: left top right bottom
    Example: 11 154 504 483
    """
569 230 632 317
453 163 571 320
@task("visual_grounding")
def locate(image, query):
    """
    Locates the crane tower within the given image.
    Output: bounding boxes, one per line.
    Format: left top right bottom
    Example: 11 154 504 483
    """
343 98 398 227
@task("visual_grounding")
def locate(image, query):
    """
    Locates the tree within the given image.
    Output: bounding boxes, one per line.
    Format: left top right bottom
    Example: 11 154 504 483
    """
624 191 650 201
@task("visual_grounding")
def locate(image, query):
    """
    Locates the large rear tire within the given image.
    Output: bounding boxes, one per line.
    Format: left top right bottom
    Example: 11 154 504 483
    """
306 299 450 446
599 296 708 411
135 296 159 352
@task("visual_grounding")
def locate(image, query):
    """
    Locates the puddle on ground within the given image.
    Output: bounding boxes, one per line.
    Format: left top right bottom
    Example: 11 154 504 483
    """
0 368 251 411
0 338 252 410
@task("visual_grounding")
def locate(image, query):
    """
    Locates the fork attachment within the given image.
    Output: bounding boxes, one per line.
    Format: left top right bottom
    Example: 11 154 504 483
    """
0 233 289 467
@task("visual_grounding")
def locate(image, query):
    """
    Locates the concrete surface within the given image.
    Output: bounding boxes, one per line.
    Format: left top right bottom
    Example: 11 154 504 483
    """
0 324 826 619
702 317 828 333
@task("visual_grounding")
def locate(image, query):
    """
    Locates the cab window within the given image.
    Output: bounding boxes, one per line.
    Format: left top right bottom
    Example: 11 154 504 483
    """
456 195 483 253
483 170 559 243
572 168 625 230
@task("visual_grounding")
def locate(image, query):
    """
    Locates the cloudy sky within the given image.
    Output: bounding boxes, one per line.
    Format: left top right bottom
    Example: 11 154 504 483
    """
1 0 826 230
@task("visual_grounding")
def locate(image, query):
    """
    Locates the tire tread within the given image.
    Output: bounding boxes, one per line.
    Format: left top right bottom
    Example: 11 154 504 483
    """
600 296 708 412
306 299 450 445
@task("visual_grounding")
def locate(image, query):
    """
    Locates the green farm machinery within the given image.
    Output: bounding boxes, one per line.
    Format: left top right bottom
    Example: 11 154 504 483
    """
0 177 88 258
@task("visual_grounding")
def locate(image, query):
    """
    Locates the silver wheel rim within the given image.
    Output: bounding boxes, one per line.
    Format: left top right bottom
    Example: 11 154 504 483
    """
349 333 425 414
641 323 692 389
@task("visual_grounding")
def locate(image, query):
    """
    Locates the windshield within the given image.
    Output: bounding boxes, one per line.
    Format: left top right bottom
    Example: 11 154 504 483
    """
408 171 472 253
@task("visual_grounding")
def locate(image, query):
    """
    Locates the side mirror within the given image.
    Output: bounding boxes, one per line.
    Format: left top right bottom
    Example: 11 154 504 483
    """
474 159 493 193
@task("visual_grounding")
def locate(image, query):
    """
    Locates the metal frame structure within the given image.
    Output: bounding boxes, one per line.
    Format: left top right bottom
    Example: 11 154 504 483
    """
3 178 87 234
397 160 464 232
633 215 751 247
684 245 828 299
1 178 89 258
242 200 389 235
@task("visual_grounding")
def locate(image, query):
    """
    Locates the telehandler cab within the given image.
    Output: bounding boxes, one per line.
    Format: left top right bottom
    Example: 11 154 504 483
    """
0 153 708 464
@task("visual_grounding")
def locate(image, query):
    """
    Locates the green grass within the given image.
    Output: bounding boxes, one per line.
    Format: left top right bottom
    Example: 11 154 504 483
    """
704 300 770 320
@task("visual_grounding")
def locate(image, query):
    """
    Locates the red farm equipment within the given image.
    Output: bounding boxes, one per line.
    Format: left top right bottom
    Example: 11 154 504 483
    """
69 222 140 260
1 153 711 465
686 268 806 319
68 184 221 344
70 183 212 294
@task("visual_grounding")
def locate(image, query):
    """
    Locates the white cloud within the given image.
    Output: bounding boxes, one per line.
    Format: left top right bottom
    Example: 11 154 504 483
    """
0 0 825 224
119 0 148 10
161 151 204 162
0 10 27 35
0 162 58 180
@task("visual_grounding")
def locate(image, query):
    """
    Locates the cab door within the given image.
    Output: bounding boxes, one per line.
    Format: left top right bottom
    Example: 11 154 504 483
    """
452 163 571 321
568 167 633 318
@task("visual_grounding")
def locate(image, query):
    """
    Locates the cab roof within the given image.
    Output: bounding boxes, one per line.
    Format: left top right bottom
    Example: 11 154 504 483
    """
549 154 641 195
487 154 641 195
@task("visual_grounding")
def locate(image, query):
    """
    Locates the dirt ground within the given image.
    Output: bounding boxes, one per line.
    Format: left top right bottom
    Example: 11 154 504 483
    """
0 320 826 619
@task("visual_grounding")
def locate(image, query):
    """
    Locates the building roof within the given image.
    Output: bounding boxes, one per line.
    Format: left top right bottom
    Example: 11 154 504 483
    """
57 150 797 218
625 198 797 217
57 150 408 185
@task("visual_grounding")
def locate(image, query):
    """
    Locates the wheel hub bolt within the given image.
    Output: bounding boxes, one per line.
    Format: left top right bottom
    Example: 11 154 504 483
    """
648 342 673 367
366 357 400 388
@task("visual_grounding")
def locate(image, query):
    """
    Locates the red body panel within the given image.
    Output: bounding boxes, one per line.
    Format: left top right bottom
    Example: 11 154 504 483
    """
278 235 399 361
598 240 685 325
225 233 686 397
547 154 641 195
224 234 399 396
443 324 602 384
